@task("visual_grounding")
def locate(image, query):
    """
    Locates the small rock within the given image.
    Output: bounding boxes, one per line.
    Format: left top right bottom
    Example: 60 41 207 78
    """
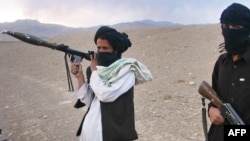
188 81 195 86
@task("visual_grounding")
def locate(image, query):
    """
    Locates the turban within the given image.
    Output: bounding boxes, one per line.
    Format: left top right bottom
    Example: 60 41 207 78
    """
94 26 132 54
220 3 250 54
220 3 250 27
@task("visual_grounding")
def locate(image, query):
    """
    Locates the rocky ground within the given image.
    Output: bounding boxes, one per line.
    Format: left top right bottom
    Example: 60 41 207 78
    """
0 24 223 141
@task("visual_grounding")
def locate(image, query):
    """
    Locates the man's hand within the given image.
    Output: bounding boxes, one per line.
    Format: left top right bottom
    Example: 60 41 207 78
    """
71 62 85 88
209 106 225 125
71 63 82 76
90 53 98 71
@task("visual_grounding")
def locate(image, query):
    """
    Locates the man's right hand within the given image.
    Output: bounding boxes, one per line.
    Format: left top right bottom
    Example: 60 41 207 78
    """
208 106 225 125
71 63 85 88
71 63 81 76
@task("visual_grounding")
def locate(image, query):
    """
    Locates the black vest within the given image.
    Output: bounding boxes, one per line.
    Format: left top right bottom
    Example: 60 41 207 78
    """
76 67 138 141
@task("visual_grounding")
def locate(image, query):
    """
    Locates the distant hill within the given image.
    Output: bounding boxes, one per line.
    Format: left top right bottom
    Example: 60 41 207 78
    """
113 19 181 29
0 19 180 41
0 19 87 41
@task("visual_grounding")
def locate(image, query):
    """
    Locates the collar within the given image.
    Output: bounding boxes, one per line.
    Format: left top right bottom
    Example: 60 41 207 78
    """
222 47 250 63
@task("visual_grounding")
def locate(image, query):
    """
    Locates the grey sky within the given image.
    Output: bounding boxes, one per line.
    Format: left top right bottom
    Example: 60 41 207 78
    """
1 0 250 27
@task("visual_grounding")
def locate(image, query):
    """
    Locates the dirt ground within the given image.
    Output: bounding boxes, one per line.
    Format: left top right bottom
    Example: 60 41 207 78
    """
0 24 222 141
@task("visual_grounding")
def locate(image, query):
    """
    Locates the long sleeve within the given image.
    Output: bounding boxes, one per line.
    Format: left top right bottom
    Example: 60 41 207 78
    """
74 83 93 107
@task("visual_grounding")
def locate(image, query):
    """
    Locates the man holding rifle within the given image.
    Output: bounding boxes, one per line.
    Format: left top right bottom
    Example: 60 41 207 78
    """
207 3 250 141
70 26 152 141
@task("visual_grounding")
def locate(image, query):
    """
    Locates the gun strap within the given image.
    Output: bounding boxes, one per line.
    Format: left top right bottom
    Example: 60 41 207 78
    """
64 53 74 92
201 97 209 141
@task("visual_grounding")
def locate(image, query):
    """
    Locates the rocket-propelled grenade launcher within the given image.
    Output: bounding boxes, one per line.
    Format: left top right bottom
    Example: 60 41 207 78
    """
1 30 94 91
1 30 92 60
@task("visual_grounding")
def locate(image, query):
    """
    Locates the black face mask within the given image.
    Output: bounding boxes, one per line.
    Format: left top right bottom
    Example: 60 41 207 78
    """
222 28 250 54
96 52 120 67
86 52 120 80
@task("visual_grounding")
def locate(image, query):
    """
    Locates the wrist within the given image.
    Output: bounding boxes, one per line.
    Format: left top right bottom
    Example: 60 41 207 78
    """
75 72 84 79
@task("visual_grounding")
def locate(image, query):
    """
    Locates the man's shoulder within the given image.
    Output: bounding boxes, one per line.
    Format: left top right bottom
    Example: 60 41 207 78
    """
242 48 250 61
217 52 228 60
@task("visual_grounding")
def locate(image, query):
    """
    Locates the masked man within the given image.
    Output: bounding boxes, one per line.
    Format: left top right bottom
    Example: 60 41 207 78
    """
71 26 152 141
208 3 250 141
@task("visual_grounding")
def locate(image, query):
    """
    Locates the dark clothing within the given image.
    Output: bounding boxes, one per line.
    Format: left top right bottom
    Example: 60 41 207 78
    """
76 87 138 141
208 48 250 141
101 87 138 141
76 67 138 141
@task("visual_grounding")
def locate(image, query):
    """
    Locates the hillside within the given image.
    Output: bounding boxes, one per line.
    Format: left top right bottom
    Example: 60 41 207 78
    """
0 23 223 141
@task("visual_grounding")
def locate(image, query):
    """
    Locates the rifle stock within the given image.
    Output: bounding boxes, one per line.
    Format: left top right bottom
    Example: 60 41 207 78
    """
198 81 223 108
198 81 245 125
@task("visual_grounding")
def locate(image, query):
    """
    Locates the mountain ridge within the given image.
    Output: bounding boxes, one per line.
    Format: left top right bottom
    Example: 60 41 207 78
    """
0 19 180 41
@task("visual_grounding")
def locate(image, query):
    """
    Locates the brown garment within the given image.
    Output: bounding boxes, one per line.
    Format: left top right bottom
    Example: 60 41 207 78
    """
208 48 250 141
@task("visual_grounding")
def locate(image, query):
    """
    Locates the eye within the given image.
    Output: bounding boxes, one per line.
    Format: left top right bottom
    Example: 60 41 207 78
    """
221 24 228 29
221 24 244 29
233 25 244 29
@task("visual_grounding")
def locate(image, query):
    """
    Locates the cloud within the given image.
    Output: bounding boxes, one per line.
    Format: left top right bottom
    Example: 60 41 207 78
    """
2 0 250 27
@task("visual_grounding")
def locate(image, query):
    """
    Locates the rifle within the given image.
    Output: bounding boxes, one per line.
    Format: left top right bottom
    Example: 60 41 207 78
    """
1 30 94 92
198 80 245 125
